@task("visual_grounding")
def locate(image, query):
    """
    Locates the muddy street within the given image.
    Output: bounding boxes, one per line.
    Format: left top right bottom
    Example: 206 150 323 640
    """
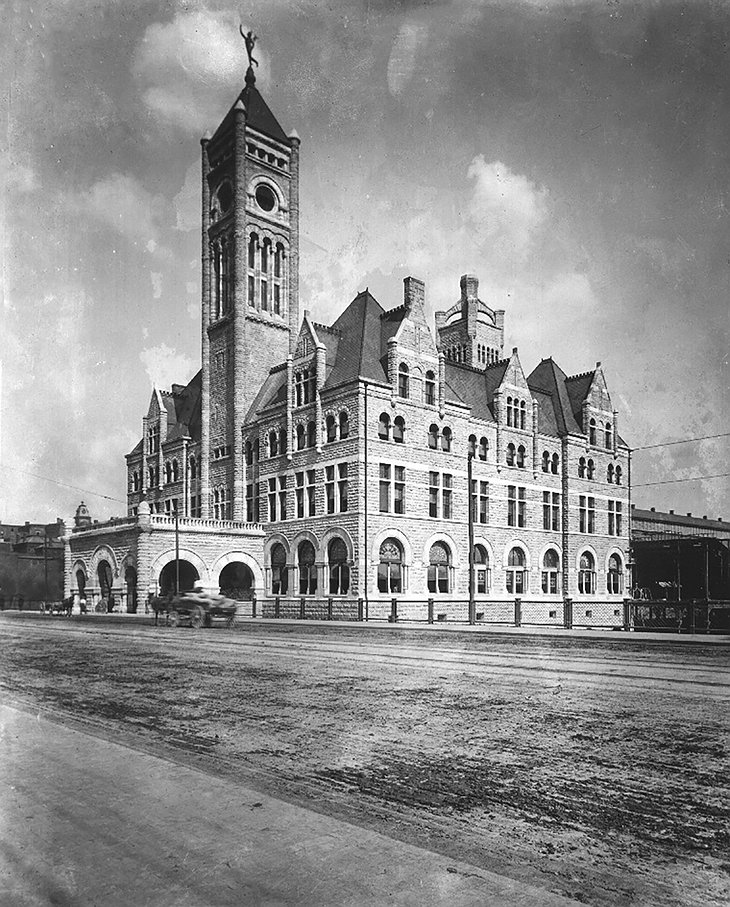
1 617 728 906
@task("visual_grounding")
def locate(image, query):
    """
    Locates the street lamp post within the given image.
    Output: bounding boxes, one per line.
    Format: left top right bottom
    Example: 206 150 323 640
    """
467 451 475 625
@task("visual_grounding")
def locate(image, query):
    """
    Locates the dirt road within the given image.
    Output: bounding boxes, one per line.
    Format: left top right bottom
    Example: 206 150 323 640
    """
0 617 728 906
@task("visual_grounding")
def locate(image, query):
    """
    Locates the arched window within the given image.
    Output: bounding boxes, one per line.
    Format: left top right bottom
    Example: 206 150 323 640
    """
132 470 140 492
245 440 253 466
165 461 172 484
578 456 586 478
615 465 622 486
393 416 405 444
578 552 596 594
279 428 288 455
378 538 403 593
605 422 612 449
542 451 550 473
398 362 409 398
189 456 197 480
506 547 527 594
607 463 614 484
506 443 516 467
478 437 488 461
427 542 451 594
339 410 349 439
441 427 452 452
261 238 269 274
516 445 526 468
473 545 490 595
425 371 435 406
248 233 257 269
607 554 623 594
428 424 439 450
551 453 559 475
172 459 179 482
325 414 336 443
296 424 306 450
519 400 527 430
328 538 349 595
506 396 514 427
298 540 317 595
148 465 155 487
307 420 316 448
378 412 391 441
271 543 288 595
269 430 279 457
589 418 597 446
542 549 560 595
587 458 595 480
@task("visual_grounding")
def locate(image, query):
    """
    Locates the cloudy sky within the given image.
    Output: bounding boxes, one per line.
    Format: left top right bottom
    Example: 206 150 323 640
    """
2 0 728 525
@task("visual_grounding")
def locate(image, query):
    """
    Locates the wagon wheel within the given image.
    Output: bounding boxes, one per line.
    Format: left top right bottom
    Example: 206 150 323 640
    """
225 613 237 629
190 605 206 629
167 609 180 628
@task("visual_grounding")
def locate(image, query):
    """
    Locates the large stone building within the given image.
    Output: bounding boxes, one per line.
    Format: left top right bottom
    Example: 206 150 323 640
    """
66 52 630 626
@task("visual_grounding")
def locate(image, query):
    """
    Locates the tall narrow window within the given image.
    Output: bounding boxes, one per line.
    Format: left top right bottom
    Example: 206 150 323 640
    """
516 444 526 468
328 538 349 595
394 465 405 515
587 458 595 480
607 554 623 594
506 443 516 467
428 424 439 449
398 363 409 398
269 430 279 457
425 371 435 406
393 416 405 443
273 284 281 315
378 413 391 441
478 437 488 461
589 418 597 445
378 539 403 593
326 414 336 443
271 543 288 594
506 396 514 427
578 457 586 478
298 541 317 595
306 469 316 516
326 465 335 514
506 547 527 594
427 542 451 594
379 464 391 513
278 476 287 521
471 480 488 524
468 434 477 457
607 463 614 484
296 424 305 450
542 451 550 473
588 497 596 533
578 552 595 594
605 421 613 450
615 465 622 485
519 400 527 429
474 545 490 594
261 278 268 310
339 411 349 439
442 473 453 519
542 549 560 594
429 471 439 518
261 240 268 274
543 491 560 531
338 462 349 512
296 471 305 519
307 420 316 448
268 478 277 522
441 427 452 452
551 453 559 475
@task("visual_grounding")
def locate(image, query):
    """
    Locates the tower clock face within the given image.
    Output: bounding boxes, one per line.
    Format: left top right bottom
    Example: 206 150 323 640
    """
255 183 276 212
217 181 233 214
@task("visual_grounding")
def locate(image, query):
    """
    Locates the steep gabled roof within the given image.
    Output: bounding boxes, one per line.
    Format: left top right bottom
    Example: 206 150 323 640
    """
564 370 595 427
324 290 390 390
245 364 287 423
443 363 496 421
213 71 290 146
528 358 583 436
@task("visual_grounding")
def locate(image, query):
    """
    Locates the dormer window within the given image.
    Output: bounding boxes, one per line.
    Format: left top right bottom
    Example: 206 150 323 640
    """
295 368 316 407
605 421 613 450
589 417 597 446
425 371 435 406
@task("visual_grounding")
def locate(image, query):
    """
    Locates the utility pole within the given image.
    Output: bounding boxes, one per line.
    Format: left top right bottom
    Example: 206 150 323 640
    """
467 451 475 625
174 504 180 596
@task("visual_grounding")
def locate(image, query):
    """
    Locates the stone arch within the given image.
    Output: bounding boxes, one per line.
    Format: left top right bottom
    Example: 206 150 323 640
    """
501 538 532 570
149 548 210 590
321 526 355 564
90 545 119 579
538 542 562 568
575 544 599 572
421 532 460 568
371 526 413 568
71 559 88 582
210 551 264 592
264 533 292 566
472 536 496 570
290 529 320 557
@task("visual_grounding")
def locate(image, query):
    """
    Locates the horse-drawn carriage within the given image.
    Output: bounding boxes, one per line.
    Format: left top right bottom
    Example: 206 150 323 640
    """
151 590 238 629
41 596 74 616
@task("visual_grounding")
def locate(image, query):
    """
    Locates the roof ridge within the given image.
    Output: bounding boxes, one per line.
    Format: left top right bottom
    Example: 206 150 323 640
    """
312 321 341 336
566 369 596 382
445 360 488 375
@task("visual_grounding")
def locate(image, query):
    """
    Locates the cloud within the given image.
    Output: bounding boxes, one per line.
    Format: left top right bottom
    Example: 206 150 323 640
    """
139 344 195 391
67 173 162 249
467 156 549 257
132 10 257 132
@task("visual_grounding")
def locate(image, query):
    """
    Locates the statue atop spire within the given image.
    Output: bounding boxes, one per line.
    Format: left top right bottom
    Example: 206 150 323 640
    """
240 26 259 70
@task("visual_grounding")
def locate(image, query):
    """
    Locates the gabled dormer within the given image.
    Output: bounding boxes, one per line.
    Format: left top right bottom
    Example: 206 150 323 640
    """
383 277 439 404
493 348 533 430
565 362 618 452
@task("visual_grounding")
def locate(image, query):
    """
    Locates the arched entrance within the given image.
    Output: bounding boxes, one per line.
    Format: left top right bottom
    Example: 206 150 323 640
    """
219 562 254 601
76 570 87 596
159 560 199 595
97 560 113 597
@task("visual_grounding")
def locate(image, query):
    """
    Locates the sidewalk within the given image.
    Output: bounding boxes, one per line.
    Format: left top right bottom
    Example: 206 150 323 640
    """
0 703 581 907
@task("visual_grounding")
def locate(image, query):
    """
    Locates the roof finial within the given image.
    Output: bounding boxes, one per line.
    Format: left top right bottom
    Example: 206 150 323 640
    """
240 25 258 85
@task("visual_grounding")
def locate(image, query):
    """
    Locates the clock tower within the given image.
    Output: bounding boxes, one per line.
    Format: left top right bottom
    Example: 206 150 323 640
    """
200 52 300 521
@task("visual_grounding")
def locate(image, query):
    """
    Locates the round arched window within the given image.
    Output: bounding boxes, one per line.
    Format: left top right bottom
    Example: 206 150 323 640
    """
217 180 233 213
255 183 276 212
